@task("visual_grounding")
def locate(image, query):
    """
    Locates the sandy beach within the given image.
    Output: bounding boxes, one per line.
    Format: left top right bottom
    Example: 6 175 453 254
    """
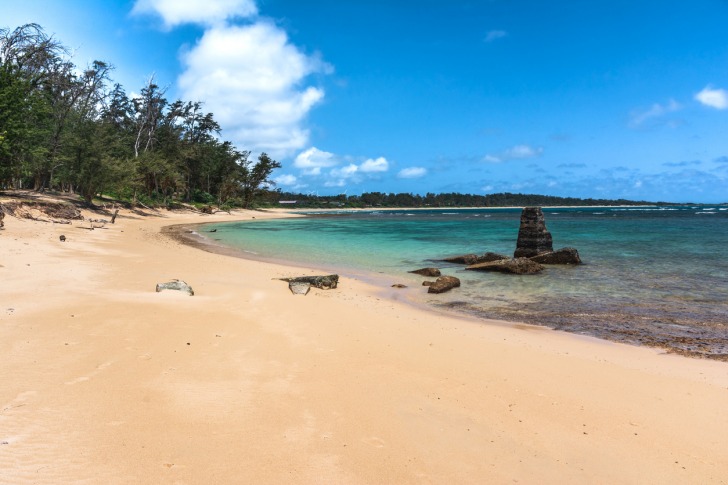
2 199 727 484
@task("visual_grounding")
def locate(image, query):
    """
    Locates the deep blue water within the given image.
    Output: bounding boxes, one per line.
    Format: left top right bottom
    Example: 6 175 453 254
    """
203 206 728 359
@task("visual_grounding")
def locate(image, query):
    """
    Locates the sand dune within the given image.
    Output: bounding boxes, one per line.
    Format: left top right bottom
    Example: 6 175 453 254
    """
1 202 727 484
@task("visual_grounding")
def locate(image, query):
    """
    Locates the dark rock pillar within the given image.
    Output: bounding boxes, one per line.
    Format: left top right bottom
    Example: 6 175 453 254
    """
514 207 553 258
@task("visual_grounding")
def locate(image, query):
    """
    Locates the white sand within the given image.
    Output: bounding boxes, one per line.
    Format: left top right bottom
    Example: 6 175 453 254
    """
1 200 727 484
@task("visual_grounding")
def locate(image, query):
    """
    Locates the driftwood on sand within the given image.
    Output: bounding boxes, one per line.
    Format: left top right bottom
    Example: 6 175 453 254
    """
279 275 339 289
278 275 339 295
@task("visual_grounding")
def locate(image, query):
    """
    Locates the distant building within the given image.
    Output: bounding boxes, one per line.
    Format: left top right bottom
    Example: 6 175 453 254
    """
279 200 298 204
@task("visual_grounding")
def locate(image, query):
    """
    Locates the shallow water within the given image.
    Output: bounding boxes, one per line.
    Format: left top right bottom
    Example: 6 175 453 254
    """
205 207 728 360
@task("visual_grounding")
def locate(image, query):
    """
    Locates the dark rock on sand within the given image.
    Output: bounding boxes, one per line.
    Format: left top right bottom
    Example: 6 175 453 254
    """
530 247 582 265
427 275 461 294
441 252 509 265
422 281 433 286
391 283 407 288
409 267 441 277
280 274 339 289
466 257 544 275
156 279 195 295
514 207 553 258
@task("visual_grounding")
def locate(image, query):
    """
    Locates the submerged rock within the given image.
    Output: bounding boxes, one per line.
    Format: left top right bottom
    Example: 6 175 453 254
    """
514 207 553 258
427 275 461 294
530 247 582 265
409 267 441 277
441 252 509 265
466 257 544 275
156 279 195 295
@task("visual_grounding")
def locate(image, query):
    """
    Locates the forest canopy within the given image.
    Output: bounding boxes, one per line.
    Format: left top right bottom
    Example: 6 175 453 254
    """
0 23 280 207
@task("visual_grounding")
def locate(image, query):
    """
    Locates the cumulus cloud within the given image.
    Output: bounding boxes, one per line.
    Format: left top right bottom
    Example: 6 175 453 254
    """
359 157 389 173
629 99 681 128
178 22 331 158
695 85 728 109
398 167 427 178
274 174 298 186
293 147 339 175
293 147 389 187
329 163 358 178
484 144 543 163
324 163 359 187
293 147 390 187
485 30 507 42
132 0 257 27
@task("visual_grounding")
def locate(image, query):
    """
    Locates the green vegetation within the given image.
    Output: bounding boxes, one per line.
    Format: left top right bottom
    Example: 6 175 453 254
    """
260 190 666 208
0 24 279 208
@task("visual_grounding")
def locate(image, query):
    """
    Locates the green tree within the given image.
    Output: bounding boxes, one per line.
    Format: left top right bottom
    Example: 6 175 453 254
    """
239 152 282 208
0 24 64 188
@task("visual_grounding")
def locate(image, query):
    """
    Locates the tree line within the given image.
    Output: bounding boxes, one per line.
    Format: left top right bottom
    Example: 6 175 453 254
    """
0 24 279 207
262 190 662 208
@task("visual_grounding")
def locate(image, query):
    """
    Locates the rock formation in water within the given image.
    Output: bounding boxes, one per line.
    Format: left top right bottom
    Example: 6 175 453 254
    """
427 275 461 293
514 207 553 258
440 252 509 265
409 267 441 277
466 257 544 275
529 247 581 265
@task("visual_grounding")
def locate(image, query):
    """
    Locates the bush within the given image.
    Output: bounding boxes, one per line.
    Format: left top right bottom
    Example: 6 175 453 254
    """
192 189 215 204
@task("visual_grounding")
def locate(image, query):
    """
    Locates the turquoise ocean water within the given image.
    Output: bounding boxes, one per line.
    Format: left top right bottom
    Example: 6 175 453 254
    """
203 206 728 359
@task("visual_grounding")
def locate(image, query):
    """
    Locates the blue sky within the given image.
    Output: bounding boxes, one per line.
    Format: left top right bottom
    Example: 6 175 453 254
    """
4 0 728 202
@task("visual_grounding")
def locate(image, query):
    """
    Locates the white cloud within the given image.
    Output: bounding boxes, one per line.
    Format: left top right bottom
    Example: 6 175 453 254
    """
695 86 728 110
132 0 258 27
331 164 359 178
294 147 339 175
359 157 389 173
485 30 507 42
292 148 390 187
178 22 331 158
324 163 358 187
398 167 427 179
274 174 298 186
484 144 543 163
629 99 681 127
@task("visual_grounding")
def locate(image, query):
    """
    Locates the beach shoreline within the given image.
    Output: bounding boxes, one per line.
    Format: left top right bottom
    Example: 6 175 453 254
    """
187 208 728 361
2 197 728 483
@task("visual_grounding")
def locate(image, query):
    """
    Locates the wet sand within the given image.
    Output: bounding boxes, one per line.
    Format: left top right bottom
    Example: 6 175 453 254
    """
1 201 728 484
